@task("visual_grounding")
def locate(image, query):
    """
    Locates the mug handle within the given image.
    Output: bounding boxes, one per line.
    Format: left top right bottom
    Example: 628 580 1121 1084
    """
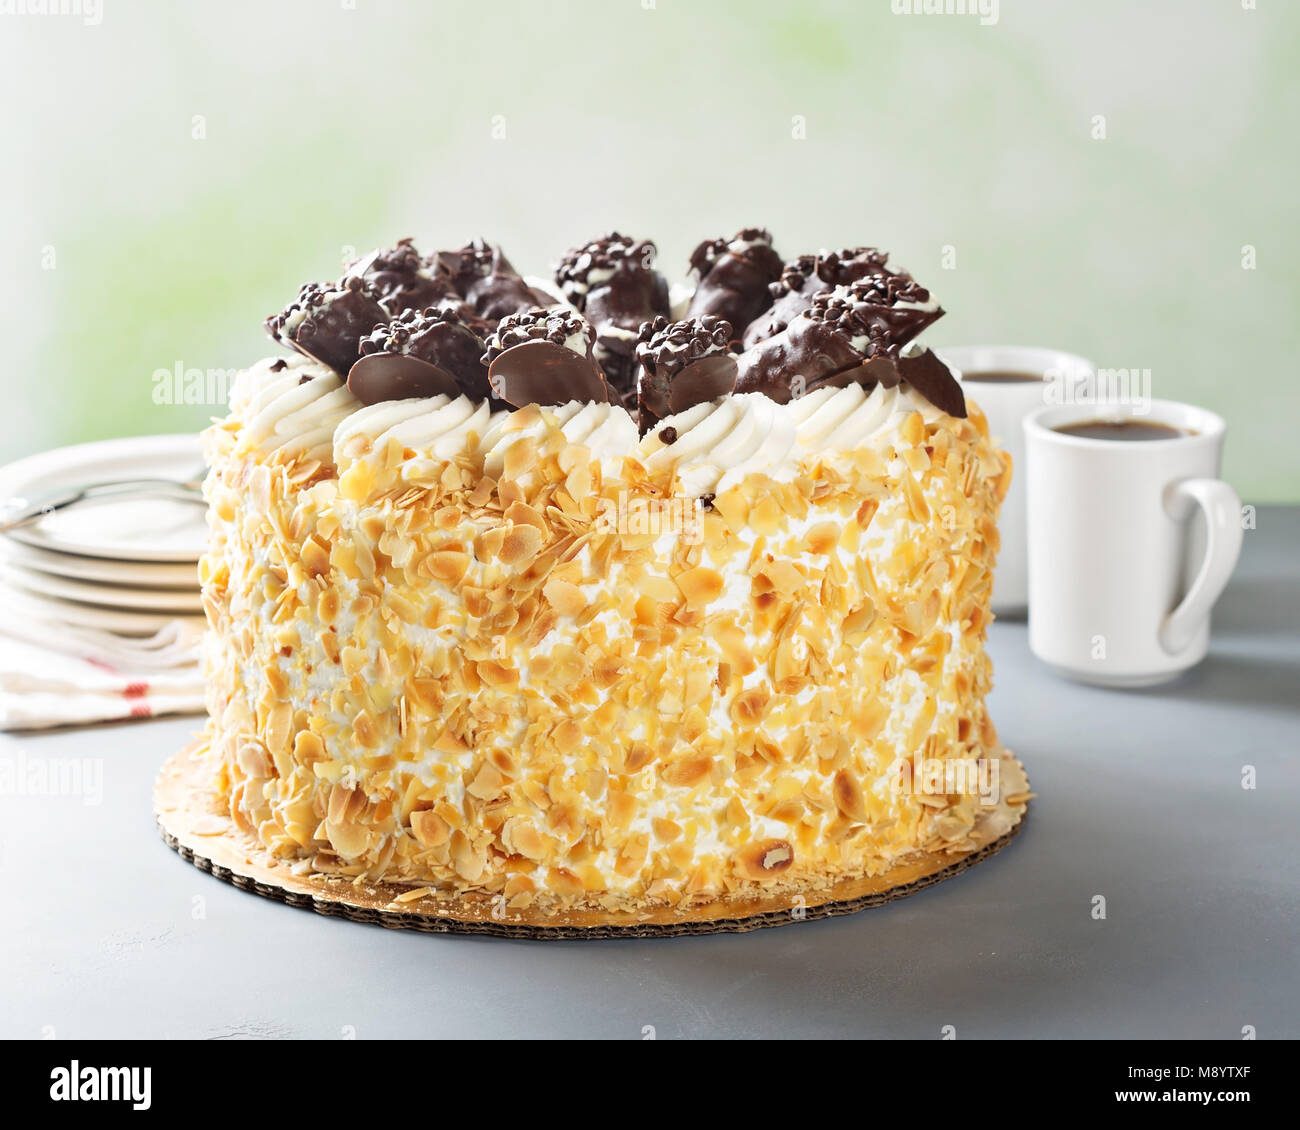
1159 478 1243 656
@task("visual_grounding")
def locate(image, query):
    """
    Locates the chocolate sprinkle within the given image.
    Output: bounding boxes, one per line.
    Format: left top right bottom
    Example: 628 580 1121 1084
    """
658 426 678 445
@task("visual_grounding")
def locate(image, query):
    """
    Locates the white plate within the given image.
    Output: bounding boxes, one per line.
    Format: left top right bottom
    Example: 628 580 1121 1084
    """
0 579 206 637
0 535 201 588
0 434 207 562
0 562 204 614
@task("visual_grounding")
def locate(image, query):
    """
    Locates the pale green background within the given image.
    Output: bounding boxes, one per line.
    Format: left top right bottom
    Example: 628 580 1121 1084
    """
1 0 1295 499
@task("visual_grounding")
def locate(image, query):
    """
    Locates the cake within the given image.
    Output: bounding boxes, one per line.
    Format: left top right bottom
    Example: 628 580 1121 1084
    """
198 229 1026 918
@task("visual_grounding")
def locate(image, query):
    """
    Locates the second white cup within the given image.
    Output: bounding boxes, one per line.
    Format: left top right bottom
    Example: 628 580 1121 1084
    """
941 345 1096 617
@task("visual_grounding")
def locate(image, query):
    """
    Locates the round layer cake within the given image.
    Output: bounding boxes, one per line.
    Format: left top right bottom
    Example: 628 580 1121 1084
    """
197 231 1025 915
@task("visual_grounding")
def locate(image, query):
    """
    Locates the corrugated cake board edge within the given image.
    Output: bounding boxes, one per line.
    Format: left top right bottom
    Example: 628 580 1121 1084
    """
155 741 1030 939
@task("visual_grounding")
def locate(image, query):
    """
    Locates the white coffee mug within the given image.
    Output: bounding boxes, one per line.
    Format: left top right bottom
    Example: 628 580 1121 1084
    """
942 345 1095 616
1024 400 1242 686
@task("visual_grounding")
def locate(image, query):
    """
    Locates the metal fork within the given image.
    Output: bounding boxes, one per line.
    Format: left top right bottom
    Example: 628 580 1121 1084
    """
0 465 208 534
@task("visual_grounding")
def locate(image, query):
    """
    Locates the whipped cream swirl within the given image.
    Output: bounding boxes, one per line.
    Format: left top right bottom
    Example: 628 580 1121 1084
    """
483 401 638 478
640 384 944 494
232 355 950 491
235 356 358 463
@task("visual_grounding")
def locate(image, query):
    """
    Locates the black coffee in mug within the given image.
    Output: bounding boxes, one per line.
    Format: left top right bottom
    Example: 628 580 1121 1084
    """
1054 419 1192 442
961 370 1046 383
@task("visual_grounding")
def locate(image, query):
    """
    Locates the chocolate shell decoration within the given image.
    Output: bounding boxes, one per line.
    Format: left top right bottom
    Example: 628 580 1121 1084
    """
344 239 458 317
348 306 490 405
734 277 963 416
634 315 738 433
554 232 671 404
803 274 942 351
439 239 554 323
685 228 783 344
263 231 962 419
734 307 865 405
483 306 614 409
742 246 891 348
265 276 389 377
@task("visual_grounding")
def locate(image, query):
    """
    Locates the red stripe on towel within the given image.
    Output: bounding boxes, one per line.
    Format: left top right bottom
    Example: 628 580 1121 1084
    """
123 682 149 698
129 703 152 718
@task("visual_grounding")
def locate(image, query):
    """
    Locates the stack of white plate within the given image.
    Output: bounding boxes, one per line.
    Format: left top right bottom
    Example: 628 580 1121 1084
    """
0 435 208 637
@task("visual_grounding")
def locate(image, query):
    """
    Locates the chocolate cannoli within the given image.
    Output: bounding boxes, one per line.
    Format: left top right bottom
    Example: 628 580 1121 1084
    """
266 276 389 377
633 315 737 433
684 228 783 344
483 306 615 408
742 246 892 348
555 232 671 404
344 239 458 318
348 305 491 404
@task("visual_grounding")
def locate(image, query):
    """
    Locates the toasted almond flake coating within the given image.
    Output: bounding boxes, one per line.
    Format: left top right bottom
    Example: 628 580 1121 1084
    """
199 384 1013 913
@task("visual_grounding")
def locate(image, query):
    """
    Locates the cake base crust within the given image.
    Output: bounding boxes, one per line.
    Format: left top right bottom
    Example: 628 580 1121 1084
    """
155 741 1030 939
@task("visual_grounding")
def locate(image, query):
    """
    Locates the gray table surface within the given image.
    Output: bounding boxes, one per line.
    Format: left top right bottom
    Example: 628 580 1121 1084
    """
3 510 1296 1041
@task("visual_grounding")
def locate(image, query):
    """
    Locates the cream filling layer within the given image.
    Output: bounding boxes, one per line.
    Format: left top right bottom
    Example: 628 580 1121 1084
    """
231 358 953 481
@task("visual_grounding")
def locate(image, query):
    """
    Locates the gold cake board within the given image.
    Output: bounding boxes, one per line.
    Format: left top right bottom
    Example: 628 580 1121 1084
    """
155 742 1029 939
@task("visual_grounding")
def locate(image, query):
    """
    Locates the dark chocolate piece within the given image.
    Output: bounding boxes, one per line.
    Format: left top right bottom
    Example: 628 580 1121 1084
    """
345 239 457 317
266 276 389 377
438 239 554 322
804 346 965 417
633 315 738 431
350 305 490 402
435 239 501 292
667 354 739 415
892 348 966 418
685 228 783 343
555 233 670 402
347 353 461 405
487 340 611 409
742 246 891 348
793 346 965 420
